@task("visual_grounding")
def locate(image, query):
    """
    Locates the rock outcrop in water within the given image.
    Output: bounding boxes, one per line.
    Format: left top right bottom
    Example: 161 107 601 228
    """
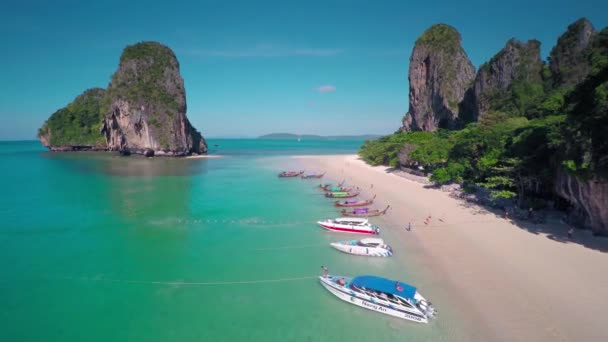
38 88 107 151
402 24 476 131
549 18 596 88
38 41 207 156
101 42 206 156
470 39 545 120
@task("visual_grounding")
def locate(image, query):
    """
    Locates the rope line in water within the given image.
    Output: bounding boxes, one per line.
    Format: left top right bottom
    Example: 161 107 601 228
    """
49 275 318 286
253 243 326 251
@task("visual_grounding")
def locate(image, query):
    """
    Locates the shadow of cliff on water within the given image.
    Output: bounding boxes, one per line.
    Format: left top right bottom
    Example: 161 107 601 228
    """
41 151 209 177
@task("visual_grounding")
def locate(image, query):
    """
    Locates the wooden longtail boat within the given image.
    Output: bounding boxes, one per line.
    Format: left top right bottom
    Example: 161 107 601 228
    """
325 190 360 198
334 195 376 207
301 172 325 179
341 205 390 217
318 180 345 190
278 170 304 178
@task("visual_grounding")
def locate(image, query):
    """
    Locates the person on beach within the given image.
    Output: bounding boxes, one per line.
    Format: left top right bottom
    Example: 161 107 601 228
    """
407 222 412 231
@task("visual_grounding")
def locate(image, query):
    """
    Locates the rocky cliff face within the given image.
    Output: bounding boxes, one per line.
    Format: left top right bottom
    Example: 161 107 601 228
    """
38 88 107 151
101 42 206 156
471 39 544 120
549 18 596 88
402 24 476 131
555 170 608 235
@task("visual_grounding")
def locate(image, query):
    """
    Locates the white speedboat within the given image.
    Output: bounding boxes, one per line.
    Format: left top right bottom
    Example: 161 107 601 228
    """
319 274 436 323
317 217 380 235
330 238 393 257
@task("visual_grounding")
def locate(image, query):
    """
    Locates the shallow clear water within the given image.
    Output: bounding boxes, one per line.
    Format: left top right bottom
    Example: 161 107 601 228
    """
0 139 466 341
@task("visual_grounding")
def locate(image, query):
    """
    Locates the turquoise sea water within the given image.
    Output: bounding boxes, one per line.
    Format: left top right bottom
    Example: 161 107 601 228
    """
0 139 464 341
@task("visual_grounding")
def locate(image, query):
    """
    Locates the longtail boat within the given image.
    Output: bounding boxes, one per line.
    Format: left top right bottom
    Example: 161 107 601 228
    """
318 180 345 190
325 190 360 198
301 172 325 179
278 170 304 178
341 205 390 217
335 195 376 207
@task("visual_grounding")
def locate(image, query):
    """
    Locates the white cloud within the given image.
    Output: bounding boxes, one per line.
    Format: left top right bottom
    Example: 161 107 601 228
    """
315 85 336 93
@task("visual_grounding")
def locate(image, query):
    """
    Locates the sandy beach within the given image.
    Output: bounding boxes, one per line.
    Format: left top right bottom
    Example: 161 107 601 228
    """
296 154 608 341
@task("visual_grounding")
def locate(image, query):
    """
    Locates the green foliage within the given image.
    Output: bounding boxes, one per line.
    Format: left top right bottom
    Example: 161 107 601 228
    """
589 28 608 75
359 131 452 169
561 64 608 176
416 24 462 53
103 41 180 116
358 134 410 166
39 88 106 146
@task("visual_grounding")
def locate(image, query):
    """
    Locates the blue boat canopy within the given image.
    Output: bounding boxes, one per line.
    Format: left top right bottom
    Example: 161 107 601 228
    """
350 275 417 300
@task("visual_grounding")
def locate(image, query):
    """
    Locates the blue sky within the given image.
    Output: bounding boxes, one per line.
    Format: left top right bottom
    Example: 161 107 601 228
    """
1 0 606 139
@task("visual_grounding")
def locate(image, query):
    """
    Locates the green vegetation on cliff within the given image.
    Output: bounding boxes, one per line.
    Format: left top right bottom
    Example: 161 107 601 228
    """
416 24 462 53
362 21 608 206
549 18 596 88
102 41 181 115
38 88 106 146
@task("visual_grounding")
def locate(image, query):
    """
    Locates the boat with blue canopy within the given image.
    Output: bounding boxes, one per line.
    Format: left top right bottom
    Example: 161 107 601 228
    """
319 272 436 323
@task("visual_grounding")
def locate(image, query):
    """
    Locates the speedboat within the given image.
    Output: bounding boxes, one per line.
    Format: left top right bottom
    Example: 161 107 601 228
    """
330 238 393 257
319 274 436 323
317 217 380 235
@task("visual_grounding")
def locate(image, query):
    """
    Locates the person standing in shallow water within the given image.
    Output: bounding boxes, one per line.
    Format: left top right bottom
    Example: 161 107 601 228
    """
321 266 328 278
568 227 574 239
406 222 412 231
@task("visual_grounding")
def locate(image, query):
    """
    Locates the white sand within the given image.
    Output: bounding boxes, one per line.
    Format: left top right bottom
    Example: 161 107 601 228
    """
296 154 608 341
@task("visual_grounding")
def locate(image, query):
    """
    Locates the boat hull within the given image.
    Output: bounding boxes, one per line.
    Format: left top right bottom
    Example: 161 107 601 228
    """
318 222 379 235
319 277 428 323
325 192 359 198
330 242 392 257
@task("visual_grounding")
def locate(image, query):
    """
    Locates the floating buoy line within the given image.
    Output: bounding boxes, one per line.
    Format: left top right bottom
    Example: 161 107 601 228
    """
48 274 318 286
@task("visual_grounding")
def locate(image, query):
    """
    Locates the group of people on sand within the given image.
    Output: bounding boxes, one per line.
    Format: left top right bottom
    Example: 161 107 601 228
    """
405 214 444 231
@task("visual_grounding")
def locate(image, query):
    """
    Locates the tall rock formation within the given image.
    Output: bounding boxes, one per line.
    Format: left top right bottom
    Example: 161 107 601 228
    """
101 42 206 156
549 18 596 88
38 88 107 151
402 24 476 131
555 170 608 235
471 39 545 120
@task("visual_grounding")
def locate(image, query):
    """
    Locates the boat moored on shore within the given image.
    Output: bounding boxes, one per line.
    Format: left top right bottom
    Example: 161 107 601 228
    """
341 205 390 217
318 180 345 191
278 170 304 178
317 217 380 235
325 190 360 198
330 238 393 256
334 195 376 207
301 172 325 179
319 273 436 323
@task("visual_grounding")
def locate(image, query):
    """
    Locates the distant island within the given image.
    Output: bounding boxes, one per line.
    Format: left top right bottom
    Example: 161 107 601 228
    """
259 133 381 140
